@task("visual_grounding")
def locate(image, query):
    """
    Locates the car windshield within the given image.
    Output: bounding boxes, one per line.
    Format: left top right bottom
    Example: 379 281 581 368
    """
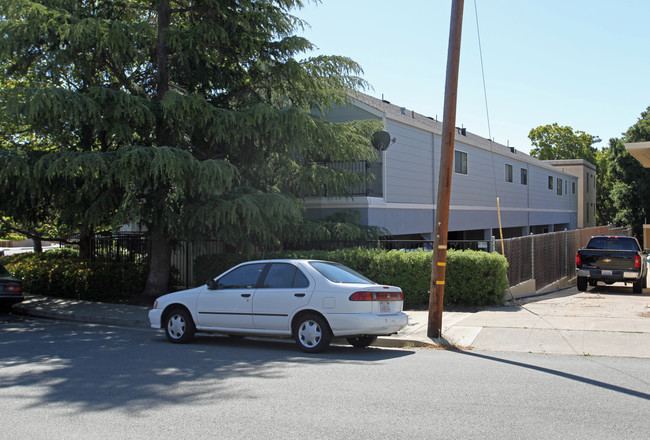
309 261 374 284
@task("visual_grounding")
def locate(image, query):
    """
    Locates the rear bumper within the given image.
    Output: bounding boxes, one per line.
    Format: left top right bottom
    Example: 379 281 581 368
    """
326 312 408 337
0 293 24 305
577 269 643 282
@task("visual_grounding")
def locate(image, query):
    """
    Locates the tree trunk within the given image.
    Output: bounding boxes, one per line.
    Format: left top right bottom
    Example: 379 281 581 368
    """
155 0 174 147
140 0 173 299
142 228 171 298
32 236 43 253
78 227 92 260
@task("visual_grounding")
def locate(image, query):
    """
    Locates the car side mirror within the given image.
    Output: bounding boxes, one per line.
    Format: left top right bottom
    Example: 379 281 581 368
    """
207 279 218 290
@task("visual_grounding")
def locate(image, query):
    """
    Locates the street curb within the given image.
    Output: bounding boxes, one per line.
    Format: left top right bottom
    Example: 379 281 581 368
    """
12 302 152 330
11 299 428 349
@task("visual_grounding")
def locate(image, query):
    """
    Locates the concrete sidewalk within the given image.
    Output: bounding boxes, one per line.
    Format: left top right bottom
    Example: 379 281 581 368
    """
11 287 650 358
386 288 650 358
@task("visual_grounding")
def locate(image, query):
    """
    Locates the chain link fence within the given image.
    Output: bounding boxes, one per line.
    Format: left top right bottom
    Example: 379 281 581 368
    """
496 226 632 290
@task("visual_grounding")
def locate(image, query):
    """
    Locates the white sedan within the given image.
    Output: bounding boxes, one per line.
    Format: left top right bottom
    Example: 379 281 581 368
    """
149 259 408 352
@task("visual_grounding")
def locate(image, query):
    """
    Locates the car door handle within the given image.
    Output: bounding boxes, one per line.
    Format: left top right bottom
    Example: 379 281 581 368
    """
241 293 251 298
294 293 306 298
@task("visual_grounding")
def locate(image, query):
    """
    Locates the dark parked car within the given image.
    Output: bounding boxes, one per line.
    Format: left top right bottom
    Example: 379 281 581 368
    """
0 262 23 308
576 235 648 293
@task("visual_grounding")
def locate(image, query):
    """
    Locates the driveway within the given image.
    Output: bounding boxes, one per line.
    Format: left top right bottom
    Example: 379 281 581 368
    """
400 284 650 358
453 285 650 357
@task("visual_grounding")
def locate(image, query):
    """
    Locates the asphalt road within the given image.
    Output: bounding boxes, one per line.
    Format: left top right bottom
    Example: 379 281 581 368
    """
1 313 649 439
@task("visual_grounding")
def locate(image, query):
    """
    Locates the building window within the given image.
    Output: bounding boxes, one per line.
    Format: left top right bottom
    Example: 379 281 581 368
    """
572 182 576 194
505 164 513 182
565 180 567 195
557 177 562 195
548 176 553 190
586 173 590 192
454 150 467 174
520 168 528 185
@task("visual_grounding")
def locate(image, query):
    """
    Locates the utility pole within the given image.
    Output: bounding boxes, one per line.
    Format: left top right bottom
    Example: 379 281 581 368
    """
428 0 464 339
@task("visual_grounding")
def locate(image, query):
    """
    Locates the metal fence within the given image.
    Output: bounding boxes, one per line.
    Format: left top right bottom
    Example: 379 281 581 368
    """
90 233 150 263
170 240 224 287
295 239 492 252
496 226 631 290
89 226 632 290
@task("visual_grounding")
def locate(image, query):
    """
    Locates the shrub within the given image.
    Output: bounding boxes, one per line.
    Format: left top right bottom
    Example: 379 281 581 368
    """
1 249 148 303
193 248 508 307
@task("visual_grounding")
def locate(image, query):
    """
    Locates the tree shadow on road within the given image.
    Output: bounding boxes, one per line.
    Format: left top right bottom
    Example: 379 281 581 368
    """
0 317 414 414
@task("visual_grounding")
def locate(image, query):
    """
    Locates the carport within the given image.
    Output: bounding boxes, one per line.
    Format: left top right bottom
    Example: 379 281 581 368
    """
626 141 650 167
625 141 650 249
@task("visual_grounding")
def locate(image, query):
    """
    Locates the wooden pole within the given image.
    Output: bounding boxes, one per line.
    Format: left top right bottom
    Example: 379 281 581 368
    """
428 0 464 339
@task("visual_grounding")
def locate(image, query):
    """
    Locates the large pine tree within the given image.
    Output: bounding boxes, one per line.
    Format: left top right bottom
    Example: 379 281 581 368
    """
0 0 380 296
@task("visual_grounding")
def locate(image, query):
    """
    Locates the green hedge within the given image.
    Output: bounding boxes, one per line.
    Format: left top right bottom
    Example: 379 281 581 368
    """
1 247 508 307
193 248 508 307
1 249 148 303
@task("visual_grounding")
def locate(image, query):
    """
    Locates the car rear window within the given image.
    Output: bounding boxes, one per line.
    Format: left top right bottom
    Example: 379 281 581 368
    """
586 237 640 251
309 261 374 284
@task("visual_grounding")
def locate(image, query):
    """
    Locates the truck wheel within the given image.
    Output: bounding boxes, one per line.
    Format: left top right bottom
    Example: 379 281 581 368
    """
577 276 588 292
633 279 643 294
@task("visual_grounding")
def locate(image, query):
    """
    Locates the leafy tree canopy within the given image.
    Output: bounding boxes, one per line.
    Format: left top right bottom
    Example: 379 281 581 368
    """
606 106 650 236
0 0 382 295
528 123 599 166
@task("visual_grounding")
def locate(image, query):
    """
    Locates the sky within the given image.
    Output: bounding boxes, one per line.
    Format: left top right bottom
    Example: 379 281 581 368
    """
293 0 650 155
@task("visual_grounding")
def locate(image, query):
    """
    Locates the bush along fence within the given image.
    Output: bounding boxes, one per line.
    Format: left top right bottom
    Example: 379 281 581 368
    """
0 225 627 307
2 249 148 303
193 248 509 308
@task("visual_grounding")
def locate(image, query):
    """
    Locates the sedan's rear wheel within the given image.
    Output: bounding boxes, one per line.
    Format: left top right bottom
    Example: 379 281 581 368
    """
165 308 195 343
346 336 377 348
294 314 332 353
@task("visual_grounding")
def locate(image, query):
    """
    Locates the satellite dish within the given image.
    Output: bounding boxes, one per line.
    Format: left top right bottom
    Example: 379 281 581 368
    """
371 131 392 151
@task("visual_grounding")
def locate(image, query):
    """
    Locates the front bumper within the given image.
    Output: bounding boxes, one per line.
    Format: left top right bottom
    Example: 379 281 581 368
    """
149 308 162 329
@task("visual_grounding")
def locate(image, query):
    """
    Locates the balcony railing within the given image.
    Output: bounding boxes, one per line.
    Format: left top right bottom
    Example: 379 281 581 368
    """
304 160 383 197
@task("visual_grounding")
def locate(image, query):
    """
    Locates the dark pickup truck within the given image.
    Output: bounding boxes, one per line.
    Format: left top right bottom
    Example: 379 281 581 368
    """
575 235 648 293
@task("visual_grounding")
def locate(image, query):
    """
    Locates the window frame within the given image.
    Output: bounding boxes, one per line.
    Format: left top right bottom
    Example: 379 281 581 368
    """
505 163 513 183
454 150 468 175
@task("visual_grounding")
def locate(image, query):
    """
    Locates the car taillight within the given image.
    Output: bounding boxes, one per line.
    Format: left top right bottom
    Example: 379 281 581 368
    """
3 284 21 293
349 291 403 301
635 255 641 269
576 253 581 268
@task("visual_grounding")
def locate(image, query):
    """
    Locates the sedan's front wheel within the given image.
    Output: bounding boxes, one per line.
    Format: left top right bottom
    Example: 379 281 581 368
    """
294 314 332 353
164 308 195 343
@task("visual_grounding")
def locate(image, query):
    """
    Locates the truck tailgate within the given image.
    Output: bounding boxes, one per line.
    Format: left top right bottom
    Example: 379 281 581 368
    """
579 250 638 270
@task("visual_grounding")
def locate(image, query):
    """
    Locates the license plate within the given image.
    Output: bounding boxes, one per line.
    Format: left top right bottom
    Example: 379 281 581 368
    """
379 301 391 313
601 270 612 275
